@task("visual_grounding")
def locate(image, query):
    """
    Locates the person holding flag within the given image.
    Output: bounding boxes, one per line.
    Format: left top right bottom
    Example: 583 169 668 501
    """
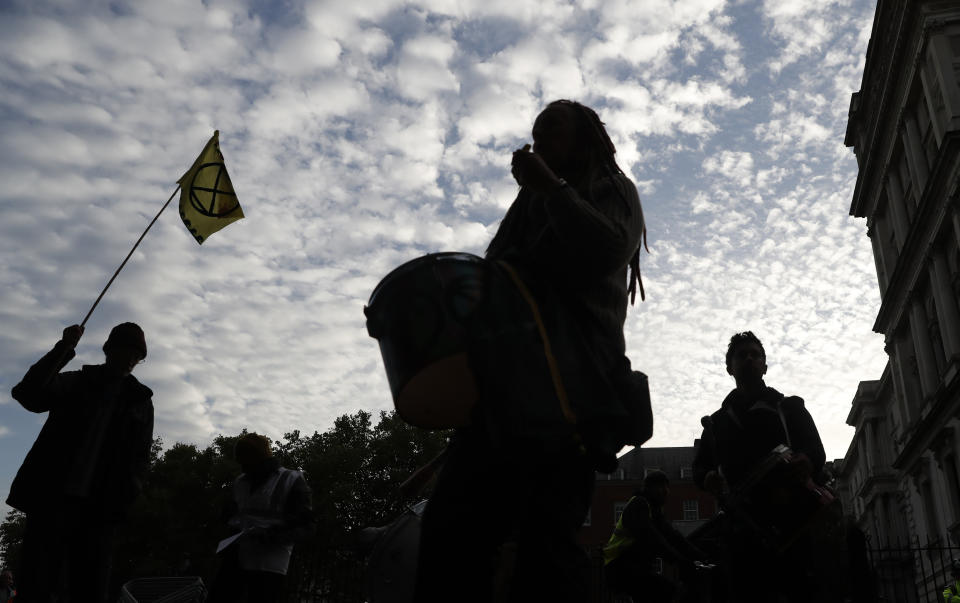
6 129 243 602
7 323 154 603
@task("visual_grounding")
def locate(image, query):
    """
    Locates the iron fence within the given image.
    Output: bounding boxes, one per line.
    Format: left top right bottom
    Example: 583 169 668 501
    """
281 545 367 602
268 535 960 603
866 534 960 603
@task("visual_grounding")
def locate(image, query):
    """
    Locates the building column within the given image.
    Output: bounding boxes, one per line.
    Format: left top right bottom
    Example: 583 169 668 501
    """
886 171 910 248
929 249 960 357
902 116 930 194
909 297 940 397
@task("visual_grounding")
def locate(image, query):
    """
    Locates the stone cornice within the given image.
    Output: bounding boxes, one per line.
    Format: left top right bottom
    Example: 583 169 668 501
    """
856 472 900 504
846 370 891 426
849 0 915 218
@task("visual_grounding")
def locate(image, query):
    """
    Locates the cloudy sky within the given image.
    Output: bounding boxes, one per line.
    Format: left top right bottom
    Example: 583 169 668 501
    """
0 0 887 516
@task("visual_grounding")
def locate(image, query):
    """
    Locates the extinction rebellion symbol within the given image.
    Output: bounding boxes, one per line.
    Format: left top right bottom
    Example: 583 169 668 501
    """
188 162 240 217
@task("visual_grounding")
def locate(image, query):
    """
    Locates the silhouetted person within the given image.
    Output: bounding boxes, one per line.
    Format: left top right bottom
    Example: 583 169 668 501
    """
209 433 313 603
413 100 648 602
693 331 827 602
604 470 705 603
8 323 153 603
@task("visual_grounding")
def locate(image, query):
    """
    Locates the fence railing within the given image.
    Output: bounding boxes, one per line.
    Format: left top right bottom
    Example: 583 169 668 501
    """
866 535 960 603
272 535 960 603
281 545 367 602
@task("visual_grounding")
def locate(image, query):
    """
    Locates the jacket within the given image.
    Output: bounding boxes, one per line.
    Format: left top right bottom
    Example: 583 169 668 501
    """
7 341 154 520
482 174 651 462
604 494 700 569
693 386 825 490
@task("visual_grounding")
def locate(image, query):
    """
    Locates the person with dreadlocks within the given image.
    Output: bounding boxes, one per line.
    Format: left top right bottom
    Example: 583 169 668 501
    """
413 100 650 602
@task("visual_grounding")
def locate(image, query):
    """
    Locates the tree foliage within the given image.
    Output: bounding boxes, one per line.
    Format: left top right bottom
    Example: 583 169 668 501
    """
0 410 449 599
0 510 25 570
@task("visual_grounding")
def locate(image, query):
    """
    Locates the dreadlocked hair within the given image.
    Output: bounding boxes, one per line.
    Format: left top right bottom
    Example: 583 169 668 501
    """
547 100 649 304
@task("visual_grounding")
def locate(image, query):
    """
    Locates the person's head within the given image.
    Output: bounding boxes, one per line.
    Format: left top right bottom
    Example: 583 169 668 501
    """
952 558 960 578
533 100 620 182
234 432 272 473
103 322 147 375
641 470 670 507
725 331 767 386
0 569 12 585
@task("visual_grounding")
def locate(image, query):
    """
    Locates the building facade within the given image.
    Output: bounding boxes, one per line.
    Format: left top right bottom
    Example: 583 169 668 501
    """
839 0 960 595
577 446 718 552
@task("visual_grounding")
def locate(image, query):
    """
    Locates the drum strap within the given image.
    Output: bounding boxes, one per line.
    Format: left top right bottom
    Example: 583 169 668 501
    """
777 400 792 447
496 261 577 425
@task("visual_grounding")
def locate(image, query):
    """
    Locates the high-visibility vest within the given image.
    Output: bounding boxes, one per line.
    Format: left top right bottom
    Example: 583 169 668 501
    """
230 467 302 575
944 580 960 603
603 496 651 565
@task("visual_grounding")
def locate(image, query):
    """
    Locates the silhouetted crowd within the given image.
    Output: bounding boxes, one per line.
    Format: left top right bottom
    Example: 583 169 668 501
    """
6 101 927 603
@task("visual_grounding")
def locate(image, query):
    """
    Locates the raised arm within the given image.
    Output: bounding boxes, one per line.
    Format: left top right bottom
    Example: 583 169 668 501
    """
11 325 84 413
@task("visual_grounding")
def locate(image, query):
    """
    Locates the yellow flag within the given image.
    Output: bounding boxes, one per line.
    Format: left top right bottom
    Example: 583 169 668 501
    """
177 130 244 244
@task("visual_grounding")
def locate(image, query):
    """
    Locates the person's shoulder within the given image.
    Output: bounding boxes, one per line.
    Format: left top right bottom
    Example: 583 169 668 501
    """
776 390 806 410
594 172 639 199
710 389 739 419
124 374 154 399
628 494 652 512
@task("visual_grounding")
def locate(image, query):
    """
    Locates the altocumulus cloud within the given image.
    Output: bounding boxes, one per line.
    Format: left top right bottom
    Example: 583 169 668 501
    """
0 0 885 514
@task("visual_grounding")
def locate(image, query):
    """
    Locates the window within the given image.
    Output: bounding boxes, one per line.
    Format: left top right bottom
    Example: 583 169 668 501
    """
924 290 947 375
614 502 628 525
916 90 937 167
682 499 700 521
947 244 960 301
879 197 900 258
925 58 948 136
897 151 917 219
680 466 693 480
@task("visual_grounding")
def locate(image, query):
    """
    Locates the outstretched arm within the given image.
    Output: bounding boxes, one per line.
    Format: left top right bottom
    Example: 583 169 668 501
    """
11 325 84 413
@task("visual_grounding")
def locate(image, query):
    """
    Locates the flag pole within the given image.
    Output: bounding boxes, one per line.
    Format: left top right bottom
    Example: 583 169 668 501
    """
80 185 181 327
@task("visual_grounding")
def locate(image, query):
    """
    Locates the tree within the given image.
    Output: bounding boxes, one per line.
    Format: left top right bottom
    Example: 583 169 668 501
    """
0 510 25 570
270 411 450 601
0 410 449 601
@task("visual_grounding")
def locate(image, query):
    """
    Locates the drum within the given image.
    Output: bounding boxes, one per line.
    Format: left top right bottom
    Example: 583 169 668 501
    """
364 253 488 429
364 500 427 603
728 445 837 552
